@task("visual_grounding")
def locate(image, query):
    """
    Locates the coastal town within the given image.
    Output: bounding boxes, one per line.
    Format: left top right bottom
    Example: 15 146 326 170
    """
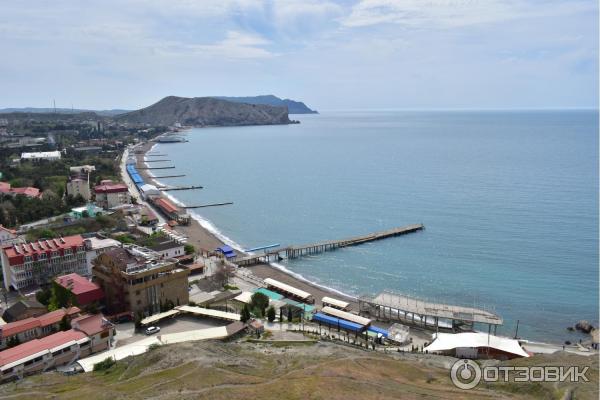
0 112 596 390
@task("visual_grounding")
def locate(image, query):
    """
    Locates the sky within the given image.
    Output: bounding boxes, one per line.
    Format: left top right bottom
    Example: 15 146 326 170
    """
0 0 598 111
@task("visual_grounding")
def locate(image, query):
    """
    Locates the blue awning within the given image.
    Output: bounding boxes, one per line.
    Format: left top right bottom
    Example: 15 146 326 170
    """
216 245 235 258
367 325 389 338
312 312 365 332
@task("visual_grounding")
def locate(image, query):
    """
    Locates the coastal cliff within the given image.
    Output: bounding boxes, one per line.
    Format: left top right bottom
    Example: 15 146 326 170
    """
116 96 293 126
216 95 318 114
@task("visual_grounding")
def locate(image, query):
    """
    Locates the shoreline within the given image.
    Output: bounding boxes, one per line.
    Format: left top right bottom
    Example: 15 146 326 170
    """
127 140 592 350
133 140 359 308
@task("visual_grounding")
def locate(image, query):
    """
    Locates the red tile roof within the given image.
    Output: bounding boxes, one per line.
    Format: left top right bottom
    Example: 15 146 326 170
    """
0 183 41 198
0 307 81 337
71 314 112 336
0 330 87 368
154 198 178 214
9 187 40 198
36 307 80 327
55 273 100 295
94 181 128 193
2 235 84 266
0 225 16 235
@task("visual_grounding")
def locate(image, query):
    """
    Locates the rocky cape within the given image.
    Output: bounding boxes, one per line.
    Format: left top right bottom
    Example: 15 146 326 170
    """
215 95 318 114
115 96 295 127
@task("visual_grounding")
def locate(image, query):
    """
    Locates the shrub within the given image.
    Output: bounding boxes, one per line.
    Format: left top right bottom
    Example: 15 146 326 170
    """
93 357 116 372
184 244 196 255
148 343 162 352
267 306 276 322
240 304 251 323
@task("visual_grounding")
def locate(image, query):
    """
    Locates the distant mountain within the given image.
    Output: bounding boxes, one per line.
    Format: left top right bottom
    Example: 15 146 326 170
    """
0 107 130 117
216 95 318 114
115 96 293 126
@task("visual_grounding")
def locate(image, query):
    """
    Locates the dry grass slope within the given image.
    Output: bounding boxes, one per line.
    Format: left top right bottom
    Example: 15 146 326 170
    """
0 341 596 400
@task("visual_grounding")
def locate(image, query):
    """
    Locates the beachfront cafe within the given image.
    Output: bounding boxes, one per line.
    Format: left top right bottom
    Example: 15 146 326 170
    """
263 278 315 304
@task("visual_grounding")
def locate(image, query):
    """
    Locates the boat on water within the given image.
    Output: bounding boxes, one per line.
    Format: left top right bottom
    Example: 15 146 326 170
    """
156 134 188 143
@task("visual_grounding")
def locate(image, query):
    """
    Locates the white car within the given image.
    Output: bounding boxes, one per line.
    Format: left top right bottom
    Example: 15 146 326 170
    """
145 326 160 335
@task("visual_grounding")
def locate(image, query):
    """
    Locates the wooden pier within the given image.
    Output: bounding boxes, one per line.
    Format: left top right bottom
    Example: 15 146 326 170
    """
184 202 233 209
143 159 171 163
160 185 203 191
235 223 424 267
151 174 186 179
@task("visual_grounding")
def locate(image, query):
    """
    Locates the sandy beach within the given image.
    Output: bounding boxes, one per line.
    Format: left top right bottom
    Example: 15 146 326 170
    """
131 140 358 308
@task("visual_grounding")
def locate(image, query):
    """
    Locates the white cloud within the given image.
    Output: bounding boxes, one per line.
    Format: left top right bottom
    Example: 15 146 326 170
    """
156 30 275 59
341 0 596 29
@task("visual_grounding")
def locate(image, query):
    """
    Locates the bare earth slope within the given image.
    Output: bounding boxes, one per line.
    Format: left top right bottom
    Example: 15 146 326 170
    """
0 341 596 400
116 96 292 126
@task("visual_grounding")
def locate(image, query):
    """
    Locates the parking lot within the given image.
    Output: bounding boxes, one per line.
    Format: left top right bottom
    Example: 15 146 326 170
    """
114 314 229 347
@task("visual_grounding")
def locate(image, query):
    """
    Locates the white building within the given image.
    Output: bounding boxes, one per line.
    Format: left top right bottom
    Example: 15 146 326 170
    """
147 239 185 259
83 237 121 275
20 151 61 162
69 165 96 174
93 180 130 209
0 226 22 247
1 236 87 291
138 184 160 200
66 176 91 201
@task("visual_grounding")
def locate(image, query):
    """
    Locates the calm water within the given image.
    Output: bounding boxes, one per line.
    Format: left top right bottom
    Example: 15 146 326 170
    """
152 110 598 342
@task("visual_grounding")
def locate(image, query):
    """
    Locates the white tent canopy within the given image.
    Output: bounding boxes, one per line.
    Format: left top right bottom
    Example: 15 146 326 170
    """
264 278 312 301
321 306 371 326
321 296 350 310
424 332 529 358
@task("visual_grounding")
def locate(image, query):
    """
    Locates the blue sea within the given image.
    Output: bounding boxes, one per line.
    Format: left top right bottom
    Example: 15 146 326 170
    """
151 110 598 343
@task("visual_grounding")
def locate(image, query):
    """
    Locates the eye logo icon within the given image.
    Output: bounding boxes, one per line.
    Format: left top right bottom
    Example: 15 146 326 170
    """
450 359 482 389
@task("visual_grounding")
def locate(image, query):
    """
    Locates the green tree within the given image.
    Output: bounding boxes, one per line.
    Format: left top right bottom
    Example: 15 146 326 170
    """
240 304 251 323
36 287 52 306
267 306 276 322
59 315 70 331
250 293 269 317
184 244 196 255
48 281 77 311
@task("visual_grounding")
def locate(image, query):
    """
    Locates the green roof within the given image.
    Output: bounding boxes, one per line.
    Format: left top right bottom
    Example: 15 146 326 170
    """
282 298 315 313
254 288 284 301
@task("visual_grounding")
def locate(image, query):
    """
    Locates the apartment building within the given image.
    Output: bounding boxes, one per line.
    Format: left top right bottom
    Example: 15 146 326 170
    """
93 245 189 316
0 307 81 350
93 180 130 209
1 235 87 291
66 175 91 201
0 313 113 381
